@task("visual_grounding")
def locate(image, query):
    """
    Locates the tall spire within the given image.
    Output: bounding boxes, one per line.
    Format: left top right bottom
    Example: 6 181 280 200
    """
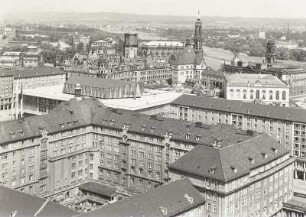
197 9 200 20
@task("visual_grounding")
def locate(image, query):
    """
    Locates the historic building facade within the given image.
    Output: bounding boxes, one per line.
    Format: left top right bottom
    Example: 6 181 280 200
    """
224 73 290 107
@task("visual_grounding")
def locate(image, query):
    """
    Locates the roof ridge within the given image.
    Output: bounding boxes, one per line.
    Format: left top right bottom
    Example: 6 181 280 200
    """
218 150 226 182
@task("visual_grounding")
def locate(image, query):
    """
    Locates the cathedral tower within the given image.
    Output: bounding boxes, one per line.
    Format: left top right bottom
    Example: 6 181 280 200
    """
194 10 203 55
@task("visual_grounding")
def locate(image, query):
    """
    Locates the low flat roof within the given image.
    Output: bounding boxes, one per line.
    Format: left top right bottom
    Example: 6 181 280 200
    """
23 86 182 111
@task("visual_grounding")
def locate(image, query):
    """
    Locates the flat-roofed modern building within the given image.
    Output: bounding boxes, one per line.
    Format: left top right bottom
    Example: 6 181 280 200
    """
78 179 206 217
0 67 66 120
169 134 295 217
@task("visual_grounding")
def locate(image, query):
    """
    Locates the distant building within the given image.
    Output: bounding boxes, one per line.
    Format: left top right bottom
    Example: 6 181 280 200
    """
224 73 290 107
0 67 66 119
22 46 44 67
139 40 184 62
78 179 206 217
276 41 299 50
91 39 113 48
110 67 173 83
169 133 295 217
63 75 144 99
170 46 206 84
259 31 266 39
73 33 91 51
124 33 138 59
0 52 22 67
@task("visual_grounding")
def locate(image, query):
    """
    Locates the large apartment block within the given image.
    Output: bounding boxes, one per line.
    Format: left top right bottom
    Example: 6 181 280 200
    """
167 95 306 182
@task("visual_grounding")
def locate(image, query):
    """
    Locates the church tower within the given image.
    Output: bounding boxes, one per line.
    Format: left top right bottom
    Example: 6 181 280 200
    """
194 10 203 55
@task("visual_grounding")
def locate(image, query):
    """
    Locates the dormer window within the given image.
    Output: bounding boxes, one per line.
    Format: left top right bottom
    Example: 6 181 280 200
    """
209 165 217 174
247 109 251 114
248 157 254 164
261 153 268 158
271 148 278 154
59 123 65 128
159 206 167 215
110 119 115 125
195 135 200 141
184 194 193 204
231 166 238 173
185 134 190 139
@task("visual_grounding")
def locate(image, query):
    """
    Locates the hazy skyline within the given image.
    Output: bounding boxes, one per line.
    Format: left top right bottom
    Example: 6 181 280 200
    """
1 0 306 20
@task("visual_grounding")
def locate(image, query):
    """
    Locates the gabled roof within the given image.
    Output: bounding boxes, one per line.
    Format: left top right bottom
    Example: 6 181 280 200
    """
0 98 106 144
171 46 203 65
78 179 205 217
0 185 76 217
172 94 306 123
169 134 290 182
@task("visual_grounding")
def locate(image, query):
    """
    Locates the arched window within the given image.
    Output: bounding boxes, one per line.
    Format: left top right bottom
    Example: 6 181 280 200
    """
230 89 234 98
276 91 280 100
269 90 273 100
243 90 247 99
282 91 286 100
250 90 254 99
256 90 260 99
236 89 241 98
262 90 266 100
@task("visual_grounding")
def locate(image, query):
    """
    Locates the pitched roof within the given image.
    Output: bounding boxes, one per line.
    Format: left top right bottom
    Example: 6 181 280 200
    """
0 185 76 217
79 182 117 198
172 46 203 65
172 94 306 123
0 98 106 144
78 179 205 217
225 73 287 87
169 134 290 182
0 67 65 78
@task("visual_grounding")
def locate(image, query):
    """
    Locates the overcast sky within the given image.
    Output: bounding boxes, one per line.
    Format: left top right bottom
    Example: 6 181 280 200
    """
1 0 306 19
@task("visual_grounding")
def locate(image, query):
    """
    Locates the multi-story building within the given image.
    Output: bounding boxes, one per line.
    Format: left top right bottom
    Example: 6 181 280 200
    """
63 75 144 99
170 45 206 84
22 46 44 68
224 73 290 107
168 94 306 183
0 51 22 67
0 67 66 120
0 97 264 197
0 72 14 111
139 40 184 62
91 39 113 49
275 41 299 50
73 33 91 51
124 33 138 59
110 67 173 83
169 133 295 217
79 179 206 217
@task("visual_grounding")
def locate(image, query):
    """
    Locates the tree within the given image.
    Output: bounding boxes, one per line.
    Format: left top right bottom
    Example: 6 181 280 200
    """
76 42 84 53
